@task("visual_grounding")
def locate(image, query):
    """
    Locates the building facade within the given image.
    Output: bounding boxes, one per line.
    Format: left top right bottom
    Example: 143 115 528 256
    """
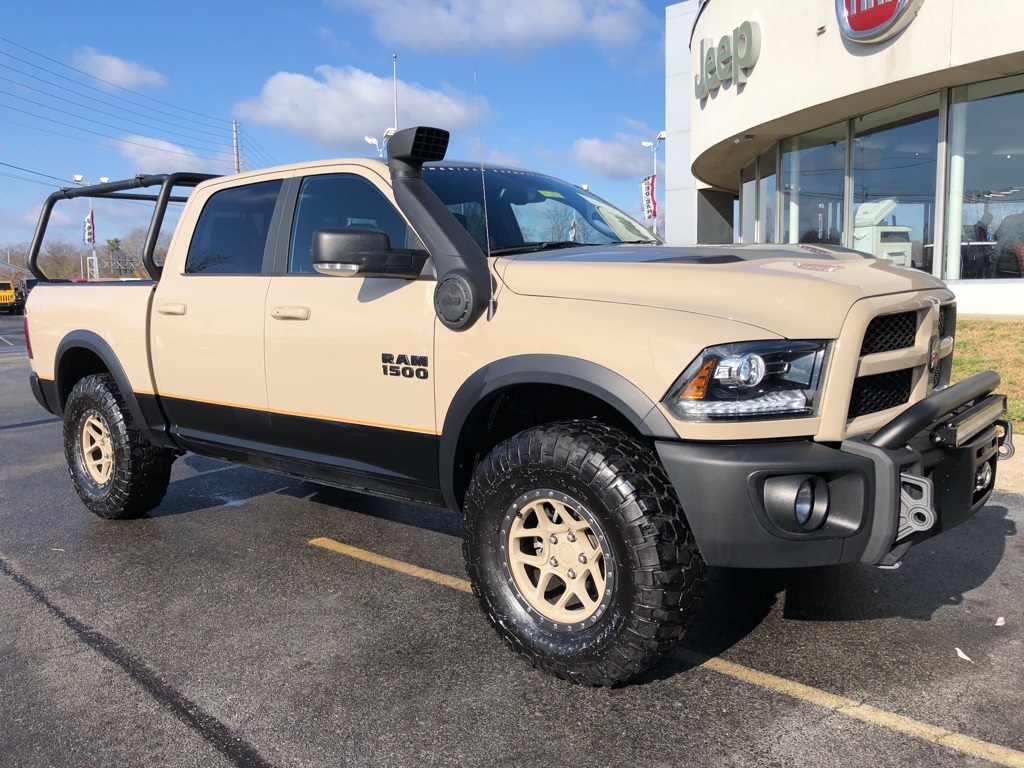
666 0 1024 314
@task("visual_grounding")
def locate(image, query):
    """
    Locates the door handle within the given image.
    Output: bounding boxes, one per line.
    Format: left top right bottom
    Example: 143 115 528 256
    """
157 303 187 316
271 306 311 321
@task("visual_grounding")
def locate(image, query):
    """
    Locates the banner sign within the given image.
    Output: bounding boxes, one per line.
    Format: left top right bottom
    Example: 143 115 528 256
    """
641 175 657 221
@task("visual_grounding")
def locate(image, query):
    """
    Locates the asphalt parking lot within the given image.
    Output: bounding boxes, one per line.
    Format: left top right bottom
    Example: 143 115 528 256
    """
2 313 1023 768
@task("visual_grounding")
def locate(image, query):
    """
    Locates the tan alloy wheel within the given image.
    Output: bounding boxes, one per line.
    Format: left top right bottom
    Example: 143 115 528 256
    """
80 412 114 485
500 490 615 632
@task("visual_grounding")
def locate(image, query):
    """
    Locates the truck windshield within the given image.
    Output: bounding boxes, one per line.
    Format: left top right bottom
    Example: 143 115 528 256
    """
422 165 659 255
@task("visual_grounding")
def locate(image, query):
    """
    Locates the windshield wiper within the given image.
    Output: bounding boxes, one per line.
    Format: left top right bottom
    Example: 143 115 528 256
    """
489 241 590 255
611 239 658 245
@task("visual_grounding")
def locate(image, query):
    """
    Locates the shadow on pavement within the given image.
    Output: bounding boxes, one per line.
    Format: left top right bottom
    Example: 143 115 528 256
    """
646 502 1016 684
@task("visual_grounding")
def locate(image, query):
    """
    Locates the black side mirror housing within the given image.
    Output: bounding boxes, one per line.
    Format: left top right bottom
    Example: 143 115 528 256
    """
311 228 428 279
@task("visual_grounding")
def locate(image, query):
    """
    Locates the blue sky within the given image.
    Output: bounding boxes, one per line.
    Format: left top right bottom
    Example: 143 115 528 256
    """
0 0 671 251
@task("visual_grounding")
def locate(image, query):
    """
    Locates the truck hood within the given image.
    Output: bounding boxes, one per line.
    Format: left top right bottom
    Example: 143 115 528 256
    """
497 244 950 339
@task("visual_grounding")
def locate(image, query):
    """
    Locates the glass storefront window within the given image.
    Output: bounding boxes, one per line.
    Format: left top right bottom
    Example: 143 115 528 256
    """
946 74 1024 280
739 161 756 243
852 94 939 272
781 123 846 245
757 148 777 243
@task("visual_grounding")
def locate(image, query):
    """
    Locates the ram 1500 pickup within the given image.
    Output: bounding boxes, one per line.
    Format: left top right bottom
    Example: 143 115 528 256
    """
25 126 1014 685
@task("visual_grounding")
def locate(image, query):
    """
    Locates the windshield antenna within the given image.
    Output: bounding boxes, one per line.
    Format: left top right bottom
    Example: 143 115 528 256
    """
474 68 497 320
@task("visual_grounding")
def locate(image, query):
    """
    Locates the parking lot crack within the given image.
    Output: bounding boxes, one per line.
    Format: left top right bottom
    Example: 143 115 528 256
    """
0 555 277 768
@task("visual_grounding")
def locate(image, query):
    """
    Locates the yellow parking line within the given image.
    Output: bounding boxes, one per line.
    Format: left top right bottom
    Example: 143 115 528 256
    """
309 537 472 594
310 535 1024 768
678 653 1024 768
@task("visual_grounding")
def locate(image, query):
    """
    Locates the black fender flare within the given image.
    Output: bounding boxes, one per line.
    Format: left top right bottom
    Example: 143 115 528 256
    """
54 331 173 449
439 354 677 511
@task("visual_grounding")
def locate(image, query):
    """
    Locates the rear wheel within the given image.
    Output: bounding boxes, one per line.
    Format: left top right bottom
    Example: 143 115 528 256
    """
63 373 175 519
463 420 705 685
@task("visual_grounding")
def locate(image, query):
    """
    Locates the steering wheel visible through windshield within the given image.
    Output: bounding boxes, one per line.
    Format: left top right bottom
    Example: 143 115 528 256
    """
422 164 659 255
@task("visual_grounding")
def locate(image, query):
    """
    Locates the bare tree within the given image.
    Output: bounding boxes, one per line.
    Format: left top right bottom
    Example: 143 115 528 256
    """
576 218 599 244
120 227 171 270
2 243 30 271
40 241 85 280
545 206 576 241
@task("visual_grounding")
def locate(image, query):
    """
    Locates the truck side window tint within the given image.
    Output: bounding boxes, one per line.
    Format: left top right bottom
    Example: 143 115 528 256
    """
289 174 411 274
185 180 282 274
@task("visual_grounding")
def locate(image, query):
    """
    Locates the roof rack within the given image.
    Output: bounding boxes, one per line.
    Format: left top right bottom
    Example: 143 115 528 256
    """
28 172 218 283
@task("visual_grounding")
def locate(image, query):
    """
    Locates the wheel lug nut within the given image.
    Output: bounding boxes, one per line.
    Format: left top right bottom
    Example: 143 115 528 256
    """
567 569 577 579
578 554 587 564
549 557 558 567
567 532 576 542
549 535 558 544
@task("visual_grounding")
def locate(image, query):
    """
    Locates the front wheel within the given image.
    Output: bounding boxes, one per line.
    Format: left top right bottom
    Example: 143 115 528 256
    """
463 421 705 685
63 373 175 519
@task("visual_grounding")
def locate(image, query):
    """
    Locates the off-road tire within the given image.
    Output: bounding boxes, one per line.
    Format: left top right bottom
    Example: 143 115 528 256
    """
63 373 175 519
463 420 705 685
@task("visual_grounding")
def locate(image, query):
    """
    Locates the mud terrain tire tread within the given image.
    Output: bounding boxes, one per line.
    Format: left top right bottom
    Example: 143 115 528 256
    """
63 373 174 519
463 420 706 686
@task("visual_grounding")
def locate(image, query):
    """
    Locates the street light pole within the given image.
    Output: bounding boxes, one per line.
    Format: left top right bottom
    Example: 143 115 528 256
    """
641 131 667 236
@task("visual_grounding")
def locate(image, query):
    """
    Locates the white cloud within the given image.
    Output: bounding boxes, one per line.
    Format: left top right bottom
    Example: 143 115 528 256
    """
106 136 233 175
571 135 651 180
74 47 167 89
332 0 651 51
235 66 477 150
483 148 524 168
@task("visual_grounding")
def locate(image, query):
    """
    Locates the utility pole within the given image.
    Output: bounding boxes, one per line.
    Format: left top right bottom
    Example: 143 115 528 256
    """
233 121 241 174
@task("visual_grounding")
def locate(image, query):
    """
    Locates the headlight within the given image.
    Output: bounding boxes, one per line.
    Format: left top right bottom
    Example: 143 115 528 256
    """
663 340 830 422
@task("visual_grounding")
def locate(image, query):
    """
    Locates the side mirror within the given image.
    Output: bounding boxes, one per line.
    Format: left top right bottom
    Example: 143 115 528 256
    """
311 228 429 279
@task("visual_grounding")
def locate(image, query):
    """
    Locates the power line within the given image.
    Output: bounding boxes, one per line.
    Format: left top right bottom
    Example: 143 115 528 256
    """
0 115 236 171
0 70 234 149
0 161 71 184
0 36 225 125
0 62 232 141
0 171 59 189
0 88 232 154
0 104 236 166
240 130 280 166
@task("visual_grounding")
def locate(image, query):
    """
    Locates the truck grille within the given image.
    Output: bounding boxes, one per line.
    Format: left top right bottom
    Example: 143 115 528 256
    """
860 311 917 355
845 302 956 424
848 369 914 418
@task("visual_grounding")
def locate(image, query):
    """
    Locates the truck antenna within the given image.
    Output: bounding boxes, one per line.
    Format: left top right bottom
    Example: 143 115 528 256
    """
392 53 398 132
474 68 497 320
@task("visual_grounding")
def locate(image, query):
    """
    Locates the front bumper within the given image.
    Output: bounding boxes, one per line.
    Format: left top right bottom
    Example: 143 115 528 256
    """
656 371 1012 569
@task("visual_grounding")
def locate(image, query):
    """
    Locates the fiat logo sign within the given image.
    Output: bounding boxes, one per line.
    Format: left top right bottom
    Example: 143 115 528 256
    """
836 0 925 43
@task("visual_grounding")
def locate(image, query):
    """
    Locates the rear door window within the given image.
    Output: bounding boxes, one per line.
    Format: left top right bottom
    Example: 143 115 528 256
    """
185 180 282 274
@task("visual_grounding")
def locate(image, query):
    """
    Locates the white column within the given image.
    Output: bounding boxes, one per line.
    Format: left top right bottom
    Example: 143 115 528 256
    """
944 101 968 280
786 145 800 243
664 1 700 245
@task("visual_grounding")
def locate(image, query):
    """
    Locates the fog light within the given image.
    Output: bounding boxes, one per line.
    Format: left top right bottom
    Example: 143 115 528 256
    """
795 480 815 527
763 474 831 534
974 462 993 493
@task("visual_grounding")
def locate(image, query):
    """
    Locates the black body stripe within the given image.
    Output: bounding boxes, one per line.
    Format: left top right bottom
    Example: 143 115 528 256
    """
163 396 441 504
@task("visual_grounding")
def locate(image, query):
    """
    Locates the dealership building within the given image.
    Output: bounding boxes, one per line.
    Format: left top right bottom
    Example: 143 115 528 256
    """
665 0 1024 314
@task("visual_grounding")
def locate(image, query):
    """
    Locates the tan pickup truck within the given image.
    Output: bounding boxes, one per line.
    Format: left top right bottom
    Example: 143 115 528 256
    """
25 127 1014 685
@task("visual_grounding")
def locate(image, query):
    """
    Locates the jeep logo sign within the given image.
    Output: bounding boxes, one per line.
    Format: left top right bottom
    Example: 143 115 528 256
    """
836 0 925 43
694 20 761 100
